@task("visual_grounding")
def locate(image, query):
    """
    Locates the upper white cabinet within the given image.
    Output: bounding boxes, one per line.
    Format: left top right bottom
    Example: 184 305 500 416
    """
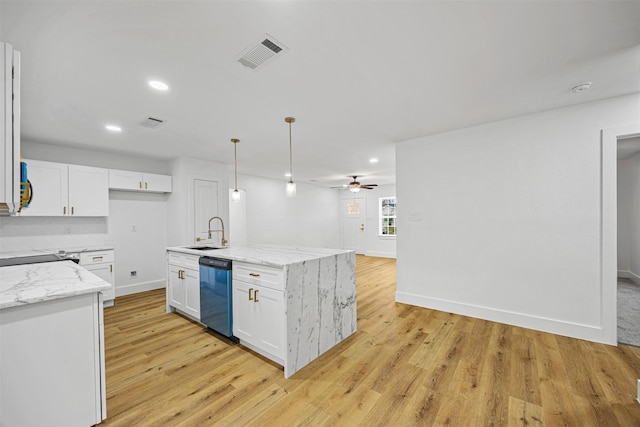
21 159 108 217
1 42 20 215
109 169 172 193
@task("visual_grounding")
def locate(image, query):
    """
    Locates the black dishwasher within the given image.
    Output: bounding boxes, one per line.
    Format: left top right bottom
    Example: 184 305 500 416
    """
199 257 235 339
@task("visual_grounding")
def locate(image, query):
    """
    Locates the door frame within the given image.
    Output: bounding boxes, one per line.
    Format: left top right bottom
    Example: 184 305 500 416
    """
601 123 640 345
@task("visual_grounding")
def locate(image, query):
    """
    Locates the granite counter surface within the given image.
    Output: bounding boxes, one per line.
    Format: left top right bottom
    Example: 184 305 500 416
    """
0 261 112 309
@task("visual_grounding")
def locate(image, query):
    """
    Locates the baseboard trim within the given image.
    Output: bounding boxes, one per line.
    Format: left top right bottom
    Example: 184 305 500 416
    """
395 291 611 345
116 279 165 297
619 270 640 285
364 251 396 259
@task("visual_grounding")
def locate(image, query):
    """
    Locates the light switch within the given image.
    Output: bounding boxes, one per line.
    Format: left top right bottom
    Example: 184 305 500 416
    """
409 212 422 221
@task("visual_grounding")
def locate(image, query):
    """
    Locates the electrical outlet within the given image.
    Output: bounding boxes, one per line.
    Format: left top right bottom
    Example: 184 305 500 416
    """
130 271 137 278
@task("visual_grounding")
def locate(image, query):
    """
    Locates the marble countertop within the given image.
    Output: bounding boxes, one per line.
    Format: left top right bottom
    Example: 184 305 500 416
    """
0 246 114 259
166 244 354 267
0 261 112 309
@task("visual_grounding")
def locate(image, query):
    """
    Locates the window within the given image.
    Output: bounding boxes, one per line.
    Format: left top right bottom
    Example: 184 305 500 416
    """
379 197 396 236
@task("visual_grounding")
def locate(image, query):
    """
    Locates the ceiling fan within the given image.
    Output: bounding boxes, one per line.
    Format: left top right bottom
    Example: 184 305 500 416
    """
334 176 378 193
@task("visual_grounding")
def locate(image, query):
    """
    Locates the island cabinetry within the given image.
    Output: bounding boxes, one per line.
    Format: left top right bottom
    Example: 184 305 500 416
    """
80 250 116 306
21 159 109 216
232 262 285 362
167 252 200 319
109 169 172 193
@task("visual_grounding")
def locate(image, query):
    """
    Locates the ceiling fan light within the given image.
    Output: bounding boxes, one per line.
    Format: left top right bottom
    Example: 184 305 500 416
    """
349 186 361 193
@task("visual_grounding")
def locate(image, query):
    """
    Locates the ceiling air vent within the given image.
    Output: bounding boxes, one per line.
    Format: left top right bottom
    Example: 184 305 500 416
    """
237 34 288 70
139 117 166 129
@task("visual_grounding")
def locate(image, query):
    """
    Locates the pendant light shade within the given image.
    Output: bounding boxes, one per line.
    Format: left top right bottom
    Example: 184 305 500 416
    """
231 138 241 203
285 117 296 197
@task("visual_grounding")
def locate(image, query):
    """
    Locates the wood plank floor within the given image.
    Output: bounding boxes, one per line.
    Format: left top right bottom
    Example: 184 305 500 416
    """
102 256 640 426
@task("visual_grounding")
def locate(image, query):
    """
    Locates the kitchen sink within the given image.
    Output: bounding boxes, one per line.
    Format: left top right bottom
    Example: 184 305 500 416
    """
185 246 223 251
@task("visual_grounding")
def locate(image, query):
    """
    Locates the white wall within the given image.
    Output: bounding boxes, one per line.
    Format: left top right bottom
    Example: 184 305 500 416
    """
618 151 640 283
0 141 171 296
107 191 168 296
238 174 341 248
396 94 640 345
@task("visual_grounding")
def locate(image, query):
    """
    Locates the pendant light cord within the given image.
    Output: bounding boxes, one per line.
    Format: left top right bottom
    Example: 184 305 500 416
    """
234 141 238 191
288 121 293 181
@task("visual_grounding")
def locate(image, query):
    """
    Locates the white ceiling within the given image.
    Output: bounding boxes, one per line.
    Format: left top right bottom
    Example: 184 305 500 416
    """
2 1 639 188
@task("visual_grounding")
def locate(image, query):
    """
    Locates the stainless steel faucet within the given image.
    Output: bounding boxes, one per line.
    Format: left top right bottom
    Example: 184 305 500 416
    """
208 216 227 246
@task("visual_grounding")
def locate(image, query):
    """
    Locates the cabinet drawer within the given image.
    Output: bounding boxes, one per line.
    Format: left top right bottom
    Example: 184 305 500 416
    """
233 262 284 291
167 252 200 269
80 251 114 265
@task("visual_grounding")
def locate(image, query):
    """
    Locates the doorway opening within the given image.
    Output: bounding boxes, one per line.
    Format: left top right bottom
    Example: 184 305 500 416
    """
602 124 640 346
616 134 640 346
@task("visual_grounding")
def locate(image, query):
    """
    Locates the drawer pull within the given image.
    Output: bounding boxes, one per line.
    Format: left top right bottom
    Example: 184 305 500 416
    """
249 273 260 277
248 288 254 301
110 264 113 273
63 206 66 215
92 256 103 261
71 206 75 215
254 289 259 302
139 181 143 189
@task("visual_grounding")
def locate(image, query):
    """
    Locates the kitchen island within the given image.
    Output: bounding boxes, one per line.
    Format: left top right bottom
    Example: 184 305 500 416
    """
0 261 110 426
166 244 356 378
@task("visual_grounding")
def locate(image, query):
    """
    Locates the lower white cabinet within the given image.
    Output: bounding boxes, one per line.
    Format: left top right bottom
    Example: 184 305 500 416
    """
232 262 285 362
80 250 116 306
0 293 106 426
167 253 200 320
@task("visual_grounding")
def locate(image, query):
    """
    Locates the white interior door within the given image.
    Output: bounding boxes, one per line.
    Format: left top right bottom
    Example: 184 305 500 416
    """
341 196 366 254
194 179 219 244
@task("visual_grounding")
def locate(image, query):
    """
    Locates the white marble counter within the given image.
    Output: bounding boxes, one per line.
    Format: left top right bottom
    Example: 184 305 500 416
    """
166 244 353 267
0 246 114 259
0 261 112 309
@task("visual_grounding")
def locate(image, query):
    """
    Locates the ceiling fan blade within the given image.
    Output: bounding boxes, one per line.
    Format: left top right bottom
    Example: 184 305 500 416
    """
360 184 378 188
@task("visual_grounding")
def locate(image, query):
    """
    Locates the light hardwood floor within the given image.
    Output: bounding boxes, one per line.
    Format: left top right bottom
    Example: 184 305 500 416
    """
102 256 640 426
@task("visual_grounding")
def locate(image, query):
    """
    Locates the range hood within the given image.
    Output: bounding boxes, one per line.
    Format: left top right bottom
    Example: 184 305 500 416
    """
1 41 21 215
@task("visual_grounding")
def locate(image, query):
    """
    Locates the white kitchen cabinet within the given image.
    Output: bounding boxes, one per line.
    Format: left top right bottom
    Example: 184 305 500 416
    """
21 159 108 216
232 262 285 362
109 169 172 193
0 293 106 426
1 42 20 215
80 250 116 307
167 252 200 320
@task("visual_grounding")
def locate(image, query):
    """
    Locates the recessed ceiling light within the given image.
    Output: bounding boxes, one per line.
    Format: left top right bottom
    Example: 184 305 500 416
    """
571 82 591 93
148 80 169 91
105 124 122 132
369 158 379 164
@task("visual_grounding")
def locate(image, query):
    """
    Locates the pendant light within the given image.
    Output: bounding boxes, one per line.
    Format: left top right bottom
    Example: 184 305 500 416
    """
285 117 296 197
231 138 241 203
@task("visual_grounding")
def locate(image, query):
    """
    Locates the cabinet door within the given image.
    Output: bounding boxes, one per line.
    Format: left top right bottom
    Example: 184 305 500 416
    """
83 262 115 301
69 165 108 216
143 173 172 192
253 285 285 360
168 265 185 310
232 280 257 343
183 268 200 320
233 280 285 360
20 159 68 216
108 169 142 191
